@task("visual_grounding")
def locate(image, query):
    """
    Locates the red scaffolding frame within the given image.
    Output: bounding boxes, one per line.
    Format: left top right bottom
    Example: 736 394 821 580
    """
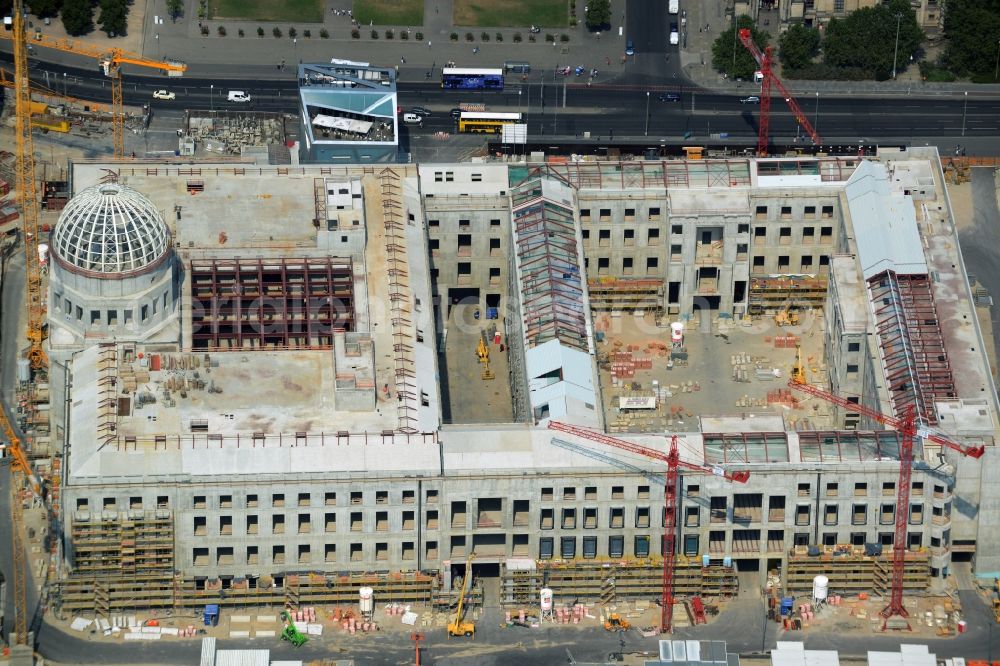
190 257 355 350
868 271 955 425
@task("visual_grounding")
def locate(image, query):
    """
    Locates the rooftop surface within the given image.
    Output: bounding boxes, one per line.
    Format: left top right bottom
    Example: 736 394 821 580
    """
58 154 997 482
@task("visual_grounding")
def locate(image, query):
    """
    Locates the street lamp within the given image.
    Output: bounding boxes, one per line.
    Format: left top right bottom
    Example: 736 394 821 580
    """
210 83 214 111
995 39 1000 81
155 33 159 58
961 91 968 137
644 91 650 136
891 13 902 80
62 71 66 95
732 19 738 69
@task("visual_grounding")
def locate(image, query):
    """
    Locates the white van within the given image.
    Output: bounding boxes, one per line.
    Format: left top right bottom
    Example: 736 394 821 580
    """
668 0 679 14
402 113 423 125
227 90 251 102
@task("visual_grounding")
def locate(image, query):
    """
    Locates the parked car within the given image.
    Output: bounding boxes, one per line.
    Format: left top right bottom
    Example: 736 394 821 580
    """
739 96 760 104
625 40 635 56
152 90 176 100
658 92 680 102
411 106 432 117
669 22 679 45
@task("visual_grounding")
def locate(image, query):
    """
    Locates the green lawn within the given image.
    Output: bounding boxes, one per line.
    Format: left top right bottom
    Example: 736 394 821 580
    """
209 0 324 22
454 0 566 27
353 0 424 26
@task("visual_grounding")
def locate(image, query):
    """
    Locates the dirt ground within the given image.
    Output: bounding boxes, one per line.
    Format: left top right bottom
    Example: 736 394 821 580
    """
594 312 830 432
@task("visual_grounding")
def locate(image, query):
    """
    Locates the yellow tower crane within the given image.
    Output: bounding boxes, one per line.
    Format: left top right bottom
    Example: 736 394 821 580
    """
9 0 47 371
0 27 186 158
2 0 52 649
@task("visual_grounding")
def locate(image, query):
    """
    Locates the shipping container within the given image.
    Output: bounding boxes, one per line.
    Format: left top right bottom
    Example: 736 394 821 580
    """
32 114 71 133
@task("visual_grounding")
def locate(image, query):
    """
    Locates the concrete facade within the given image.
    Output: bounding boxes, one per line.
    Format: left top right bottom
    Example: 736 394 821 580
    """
50 151 1000 595
777 0 943 32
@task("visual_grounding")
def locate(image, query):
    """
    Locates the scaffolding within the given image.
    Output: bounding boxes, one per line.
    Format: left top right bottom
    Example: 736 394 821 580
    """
500 558 738 608
55 569 438 615
189 257 355 350
785 546 930 597
378 168 419 433
867 271 955 425
70 510 175 578
747 276 828 316
587 278 664 314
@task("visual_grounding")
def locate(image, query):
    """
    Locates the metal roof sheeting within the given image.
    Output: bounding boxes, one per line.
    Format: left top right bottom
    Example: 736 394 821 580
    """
650 639 734 665
845 160 927 280
771 641 840 666
868 644 936 666
214 650 270 666
199 637 216 666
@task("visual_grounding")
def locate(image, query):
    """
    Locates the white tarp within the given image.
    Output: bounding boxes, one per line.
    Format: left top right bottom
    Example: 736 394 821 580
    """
312 114 373 135
70 617 93 631
619 396 657 410
401 611 418 626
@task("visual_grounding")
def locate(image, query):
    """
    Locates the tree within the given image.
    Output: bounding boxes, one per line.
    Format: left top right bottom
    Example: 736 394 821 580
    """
27 0 62 19
778 24 820 71
97 0 128 36
166 0 183 21
942 0 1000 79
61 0 94 36
585 0 610 31
712 15 770 81
822 0 922 79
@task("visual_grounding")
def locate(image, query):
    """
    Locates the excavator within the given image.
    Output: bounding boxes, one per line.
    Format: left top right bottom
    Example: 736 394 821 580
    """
447 557 475 638
279 611 308 647
476 334 495 381
604 613 631 632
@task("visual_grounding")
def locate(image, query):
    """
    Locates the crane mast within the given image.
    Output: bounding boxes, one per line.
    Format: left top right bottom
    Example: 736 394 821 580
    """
788 376 984 624
12 0 46 371
737 28 821 155
548 421 749 633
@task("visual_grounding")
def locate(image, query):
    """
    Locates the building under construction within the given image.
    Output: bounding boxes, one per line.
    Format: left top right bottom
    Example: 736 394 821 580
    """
40 148 1000 617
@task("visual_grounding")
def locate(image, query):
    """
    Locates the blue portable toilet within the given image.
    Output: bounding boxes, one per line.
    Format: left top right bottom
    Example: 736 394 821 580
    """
701 554 711 567
204 604 220 626
780 597 794 616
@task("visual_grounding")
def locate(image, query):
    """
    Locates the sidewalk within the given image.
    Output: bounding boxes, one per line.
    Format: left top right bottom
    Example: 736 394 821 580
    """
128 0 629 83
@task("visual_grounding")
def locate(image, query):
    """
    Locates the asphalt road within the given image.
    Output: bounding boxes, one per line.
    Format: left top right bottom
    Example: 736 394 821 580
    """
0 250 41 650
624 0 682 86
4 52 1000 148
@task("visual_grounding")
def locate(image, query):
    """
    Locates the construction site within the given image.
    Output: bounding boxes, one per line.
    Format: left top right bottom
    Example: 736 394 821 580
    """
0 146 988 644
0 6 999 661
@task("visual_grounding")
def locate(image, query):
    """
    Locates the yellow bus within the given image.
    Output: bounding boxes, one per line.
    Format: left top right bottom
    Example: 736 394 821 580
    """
457 112 522 134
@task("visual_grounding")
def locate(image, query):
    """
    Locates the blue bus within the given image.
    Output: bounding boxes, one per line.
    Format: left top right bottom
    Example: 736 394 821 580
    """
441 67 504 91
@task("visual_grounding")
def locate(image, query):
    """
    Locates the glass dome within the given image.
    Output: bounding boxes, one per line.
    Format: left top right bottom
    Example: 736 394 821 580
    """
51 182 169 275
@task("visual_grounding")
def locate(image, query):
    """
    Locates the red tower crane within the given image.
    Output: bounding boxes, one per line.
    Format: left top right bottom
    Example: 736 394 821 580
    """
737 28 821 156
788 377 984 624
547 421 750 633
